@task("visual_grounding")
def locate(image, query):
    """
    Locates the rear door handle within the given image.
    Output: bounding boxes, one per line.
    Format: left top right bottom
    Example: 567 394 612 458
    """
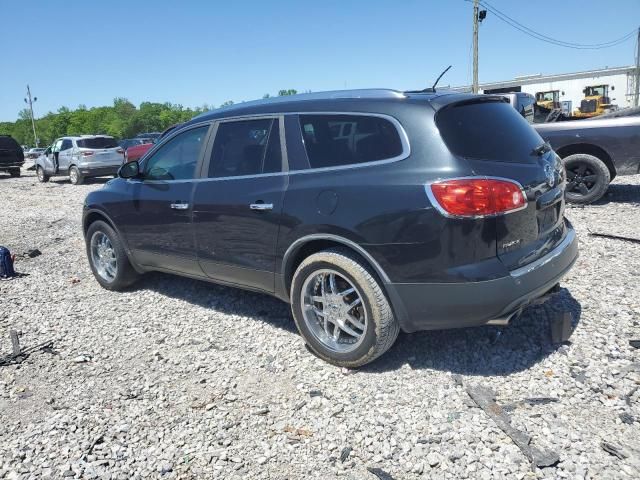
170 203 189 210
250 203 273 211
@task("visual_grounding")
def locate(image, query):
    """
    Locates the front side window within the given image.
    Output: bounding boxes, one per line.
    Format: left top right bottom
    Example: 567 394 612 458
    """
208 118 282 178
144 126 208 181
299 114 403 169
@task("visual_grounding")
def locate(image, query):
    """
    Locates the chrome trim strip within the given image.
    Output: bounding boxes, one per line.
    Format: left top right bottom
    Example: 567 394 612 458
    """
510 228 576 278
424 176 528 219
163 111 411 182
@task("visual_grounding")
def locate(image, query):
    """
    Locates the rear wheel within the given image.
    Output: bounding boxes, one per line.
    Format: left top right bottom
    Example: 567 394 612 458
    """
36 166 49 182
69 166 84 185
290 248 399 368
563 153 610 204
9 168 20 177
86 220 139 290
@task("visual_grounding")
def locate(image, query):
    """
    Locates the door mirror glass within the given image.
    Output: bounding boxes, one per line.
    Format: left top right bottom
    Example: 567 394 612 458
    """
119 160 140 179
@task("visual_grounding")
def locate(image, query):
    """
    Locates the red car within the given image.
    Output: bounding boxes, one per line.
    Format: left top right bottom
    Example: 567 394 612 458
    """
124 142 153 163
124 124 182 163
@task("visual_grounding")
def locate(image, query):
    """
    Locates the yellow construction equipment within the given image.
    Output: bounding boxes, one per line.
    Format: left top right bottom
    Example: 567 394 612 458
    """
535 90 560 110
573 85 615 118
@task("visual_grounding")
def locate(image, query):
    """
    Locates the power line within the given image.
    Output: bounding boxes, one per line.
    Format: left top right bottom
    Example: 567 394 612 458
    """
468 0 636 50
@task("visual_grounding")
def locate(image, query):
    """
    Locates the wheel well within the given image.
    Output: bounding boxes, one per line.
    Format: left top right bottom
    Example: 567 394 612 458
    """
83 211 115 236
284 239 384 296
555 143 616 180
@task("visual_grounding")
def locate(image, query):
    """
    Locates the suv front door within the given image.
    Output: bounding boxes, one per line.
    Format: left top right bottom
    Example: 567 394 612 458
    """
192 117 286 292
115 124 212 275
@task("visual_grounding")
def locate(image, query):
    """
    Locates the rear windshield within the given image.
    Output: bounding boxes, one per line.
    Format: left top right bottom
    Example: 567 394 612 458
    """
0 136 20 150
77 137 118 149
436 100 543 162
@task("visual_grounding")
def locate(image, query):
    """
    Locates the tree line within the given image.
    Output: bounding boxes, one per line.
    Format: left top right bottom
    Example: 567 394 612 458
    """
0 90 299 147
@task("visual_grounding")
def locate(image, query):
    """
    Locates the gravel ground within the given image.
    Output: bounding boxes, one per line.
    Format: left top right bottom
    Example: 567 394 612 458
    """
1 169 639 480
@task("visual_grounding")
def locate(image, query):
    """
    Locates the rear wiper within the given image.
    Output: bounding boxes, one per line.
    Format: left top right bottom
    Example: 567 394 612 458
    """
531 141 551 156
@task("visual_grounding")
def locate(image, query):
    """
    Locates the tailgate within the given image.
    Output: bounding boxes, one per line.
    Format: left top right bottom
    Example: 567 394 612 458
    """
436 99 567 271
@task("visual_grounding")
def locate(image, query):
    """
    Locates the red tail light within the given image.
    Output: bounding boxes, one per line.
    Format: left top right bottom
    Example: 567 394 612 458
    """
116 148 124 154
427 177 527 218
81 151 94 157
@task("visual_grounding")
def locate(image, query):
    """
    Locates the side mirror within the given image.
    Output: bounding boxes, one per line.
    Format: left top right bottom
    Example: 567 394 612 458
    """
119 160 140 179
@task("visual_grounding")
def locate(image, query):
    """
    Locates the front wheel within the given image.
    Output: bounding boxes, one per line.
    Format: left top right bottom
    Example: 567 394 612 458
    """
9 168 20 177
69 166 84 185
36 166 49 182
290 248 399 368
563 154 610 205
86 220 140 290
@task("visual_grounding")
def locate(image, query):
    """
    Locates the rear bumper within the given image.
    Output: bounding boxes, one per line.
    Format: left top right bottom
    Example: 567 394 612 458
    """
0 162 24 169
386 226 579 333
78 165 120 177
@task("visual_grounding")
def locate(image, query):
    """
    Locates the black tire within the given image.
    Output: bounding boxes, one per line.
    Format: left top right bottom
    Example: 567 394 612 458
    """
69 166 84 185
9 168 20 177
563 153 610 205
36 166 49 183
290 248 399 368
85 220 140 290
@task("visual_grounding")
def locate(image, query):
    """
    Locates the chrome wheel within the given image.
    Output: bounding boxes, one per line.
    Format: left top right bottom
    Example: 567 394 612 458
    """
70 168 78 184
90 231 117 282
37 167 44 181
300 269 367 353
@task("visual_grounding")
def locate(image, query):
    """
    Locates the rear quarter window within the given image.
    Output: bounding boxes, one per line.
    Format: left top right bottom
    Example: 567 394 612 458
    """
299 114 404 168
436 101 543 162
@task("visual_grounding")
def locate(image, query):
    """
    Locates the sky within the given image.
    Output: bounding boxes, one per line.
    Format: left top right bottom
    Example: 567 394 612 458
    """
1 0 638 121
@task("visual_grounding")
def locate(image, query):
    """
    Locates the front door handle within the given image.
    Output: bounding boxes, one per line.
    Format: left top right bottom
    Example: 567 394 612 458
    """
250 203 273 211
170 203 189 210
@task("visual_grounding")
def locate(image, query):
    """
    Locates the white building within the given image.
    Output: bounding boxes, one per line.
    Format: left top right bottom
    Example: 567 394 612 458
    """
452 65 638 112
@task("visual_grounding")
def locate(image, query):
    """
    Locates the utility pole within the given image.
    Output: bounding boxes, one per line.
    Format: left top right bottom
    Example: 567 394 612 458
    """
472 0 479 93
635 27 640 107
24 85 38 147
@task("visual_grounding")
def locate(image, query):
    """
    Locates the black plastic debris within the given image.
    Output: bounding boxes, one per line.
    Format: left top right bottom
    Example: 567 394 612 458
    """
452 375 560 468
367 467 396 480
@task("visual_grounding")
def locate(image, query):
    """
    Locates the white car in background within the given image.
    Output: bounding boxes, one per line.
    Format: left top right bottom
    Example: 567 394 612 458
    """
35 135 124 185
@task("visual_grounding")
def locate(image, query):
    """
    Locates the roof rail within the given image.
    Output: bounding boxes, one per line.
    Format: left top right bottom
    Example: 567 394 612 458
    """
195 89 407 118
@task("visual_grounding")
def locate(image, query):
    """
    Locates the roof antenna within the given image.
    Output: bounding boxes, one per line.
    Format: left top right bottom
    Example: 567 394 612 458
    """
428 65 452 93
405 65 453 94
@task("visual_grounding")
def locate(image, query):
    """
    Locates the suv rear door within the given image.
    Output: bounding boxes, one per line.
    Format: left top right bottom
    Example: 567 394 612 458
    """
58 138 74 171
192 116 286 293
435 98 567 271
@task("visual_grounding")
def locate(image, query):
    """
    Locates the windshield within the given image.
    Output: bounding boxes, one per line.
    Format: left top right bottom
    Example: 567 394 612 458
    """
77 137 118 149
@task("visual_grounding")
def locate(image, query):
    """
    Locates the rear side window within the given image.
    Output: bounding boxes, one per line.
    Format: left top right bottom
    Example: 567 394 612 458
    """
436 101 543 162
209 118 282 178
77 137 118 149
61 139 73 150
299 114 403 168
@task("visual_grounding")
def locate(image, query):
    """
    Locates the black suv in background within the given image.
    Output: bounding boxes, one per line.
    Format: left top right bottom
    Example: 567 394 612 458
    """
83 90 578 367
0 135 24 177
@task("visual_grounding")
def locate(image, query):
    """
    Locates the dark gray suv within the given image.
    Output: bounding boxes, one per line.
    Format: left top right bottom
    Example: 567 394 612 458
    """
82 89 578 367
